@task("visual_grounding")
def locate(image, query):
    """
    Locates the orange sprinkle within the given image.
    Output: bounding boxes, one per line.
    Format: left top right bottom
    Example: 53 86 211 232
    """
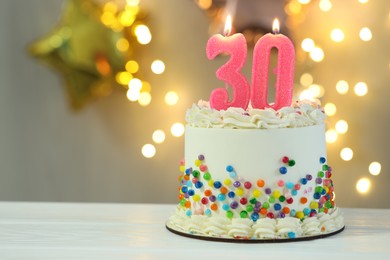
210 203 218 211
257 179 265 188
184 201 191 208
204 189 212 197
260 208 267 215
178 194 184 200
220 187 228 194
183 175 190 181
282 207 290 214
300 197 308 204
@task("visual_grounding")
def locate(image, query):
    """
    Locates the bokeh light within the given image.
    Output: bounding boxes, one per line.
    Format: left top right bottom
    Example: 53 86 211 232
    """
330 28 345 42
310 47 324 62
336 80 349 94
151 60 165 74
358 0 369 4
298 0 311 4
369 162 381 176
135 24 152 44
354 82 368 96
116 38 129 52
300 73 314 86
340 147 353 161
152 130 166 144
359 27 372 41
326 129 338 143
141 144 156 158
138 92 152 106
125 60 139 74
356 178 371 194
324 103 337 116
301 38 315 52
165 91 179 106
335 120 348 134
171 123 185 137
197 0 212 9
319 0 332 12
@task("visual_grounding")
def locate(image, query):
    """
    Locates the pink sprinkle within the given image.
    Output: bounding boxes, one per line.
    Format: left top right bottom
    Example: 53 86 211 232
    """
277 180 285 187
200 164 208 172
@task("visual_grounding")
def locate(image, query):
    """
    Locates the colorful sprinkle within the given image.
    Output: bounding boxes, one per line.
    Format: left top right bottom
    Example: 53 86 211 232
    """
251 212 259 221
194 159 202 167
240 198 248 205
244 181 252 189
213 181 222 189
230 201 239 209
274 203 282 211
220 186 228 194
240 211 248 218
288 160 296 167
186 210 192 217
195 181 203 189
257 179 265 187
199 164 208 172
246 205 254 212
226 165 234 172
203 172 211 180
198 154 205 161
236 188 244 196
233 181 241 188
288 232 296 238
252 189 261 198
210 203 218 211
205 209 211 216
224 178 232 185
320 157 326 164
201 197 208 204
228 191 235 198
209 195 216 202
192 170 200 178
279 167 287 174
217 193 226 201
277 180 285 187
265 188 272 195
226 210 234 218
222 204 230 211
282 156 289 163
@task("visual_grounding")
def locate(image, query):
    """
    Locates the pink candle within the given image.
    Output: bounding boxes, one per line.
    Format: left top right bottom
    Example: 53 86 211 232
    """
206 15 250 111
251 19 295 110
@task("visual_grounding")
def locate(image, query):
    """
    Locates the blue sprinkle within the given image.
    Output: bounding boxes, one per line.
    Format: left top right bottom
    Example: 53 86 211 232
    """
279 166 288 174
217 193 226 201
205 209 211 216
291 190 298 196
186 210 192 217
251 212 260 222
213 181 222 189
228 191 235 198
188 189 195 196
320 157 326 164
288 232 296 238
195 181 203 189
222 204 229 211
226 165 234 172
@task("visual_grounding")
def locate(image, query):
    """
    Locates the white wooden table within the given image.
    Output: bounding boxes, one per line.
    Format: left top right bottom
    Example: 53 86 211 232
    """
0 202 389 259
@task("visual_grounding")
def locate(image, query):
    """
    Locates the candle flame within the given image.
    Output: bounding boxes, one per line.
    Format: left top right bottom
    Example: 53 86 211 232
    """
224 14 232 36
272 18 280 34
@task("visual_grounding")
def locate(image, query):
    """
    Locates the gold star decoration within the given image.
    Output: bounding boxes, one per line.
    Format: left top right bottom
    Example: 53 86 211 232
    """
29 0 149 110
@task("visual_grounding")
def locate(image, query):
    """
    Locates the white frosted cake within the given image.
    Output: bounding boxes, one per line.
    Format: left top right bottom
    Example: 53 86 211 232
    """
167 100 344 240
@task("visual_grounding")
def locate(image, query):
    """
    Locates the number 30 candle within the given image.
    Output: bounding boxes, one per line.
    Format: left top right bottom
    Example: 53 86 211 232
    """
206 15 250 111
251 19 295 110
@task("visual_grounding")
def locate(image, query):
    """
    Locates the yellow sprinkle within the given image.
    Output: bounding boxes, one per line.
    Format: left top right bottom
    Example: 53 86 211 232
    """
296 211 304 219
224 178 232 185
208 180 214 187
272 190 281 199
236 188 244 196
193 194 200 202
252 189 262 198
179 165 185 173
310 201 319 209
194 160 202 167
324 186 329 193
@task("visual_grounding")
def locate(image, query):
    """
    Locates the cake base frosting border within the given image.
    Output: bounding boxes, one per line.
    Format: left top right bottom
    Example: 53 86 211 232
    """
166 221 345 243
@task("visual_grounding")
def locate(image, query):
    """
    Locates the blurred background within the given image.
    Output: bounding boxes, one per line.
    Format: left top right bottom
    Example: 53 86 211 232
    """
0 0 389 208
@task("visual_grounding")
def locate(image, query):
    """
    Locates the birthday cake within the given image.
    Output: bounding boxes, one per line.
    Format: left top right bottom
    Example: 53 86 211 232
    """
166 18 344 241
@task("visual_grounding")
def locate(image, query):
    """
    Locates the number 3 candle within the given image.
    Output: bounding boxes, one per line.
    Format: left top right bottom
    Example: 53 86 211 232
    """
206 15 250 111
251 19 295 110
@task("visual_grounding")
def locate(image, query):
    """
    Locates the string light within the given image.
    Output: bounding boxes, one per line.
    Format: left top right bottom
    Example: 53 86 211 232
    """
336 80 349 94
340 147 353 161
171 123 185 137
369 161 381 176
356 178 371 194
142 144 156 158
151 60 165 74
165 91 179 106
359 27 372 42
354 82 368 96
152 130 166 144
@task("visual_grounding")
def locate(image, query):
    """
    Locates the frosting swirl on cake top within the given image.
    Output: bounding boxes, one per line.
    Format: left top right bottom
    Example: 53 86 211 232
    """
186 100 325 129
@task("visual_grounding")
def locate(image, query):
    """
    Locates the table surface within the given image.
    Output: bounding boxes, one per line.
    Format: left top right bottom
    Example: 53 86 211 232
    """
0 202 389 259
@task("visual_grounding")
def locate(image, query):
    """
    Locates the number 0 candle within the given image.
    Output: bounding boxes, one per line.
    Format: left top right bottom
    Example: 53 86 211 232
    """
206 15 250 111
251 19 295 110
